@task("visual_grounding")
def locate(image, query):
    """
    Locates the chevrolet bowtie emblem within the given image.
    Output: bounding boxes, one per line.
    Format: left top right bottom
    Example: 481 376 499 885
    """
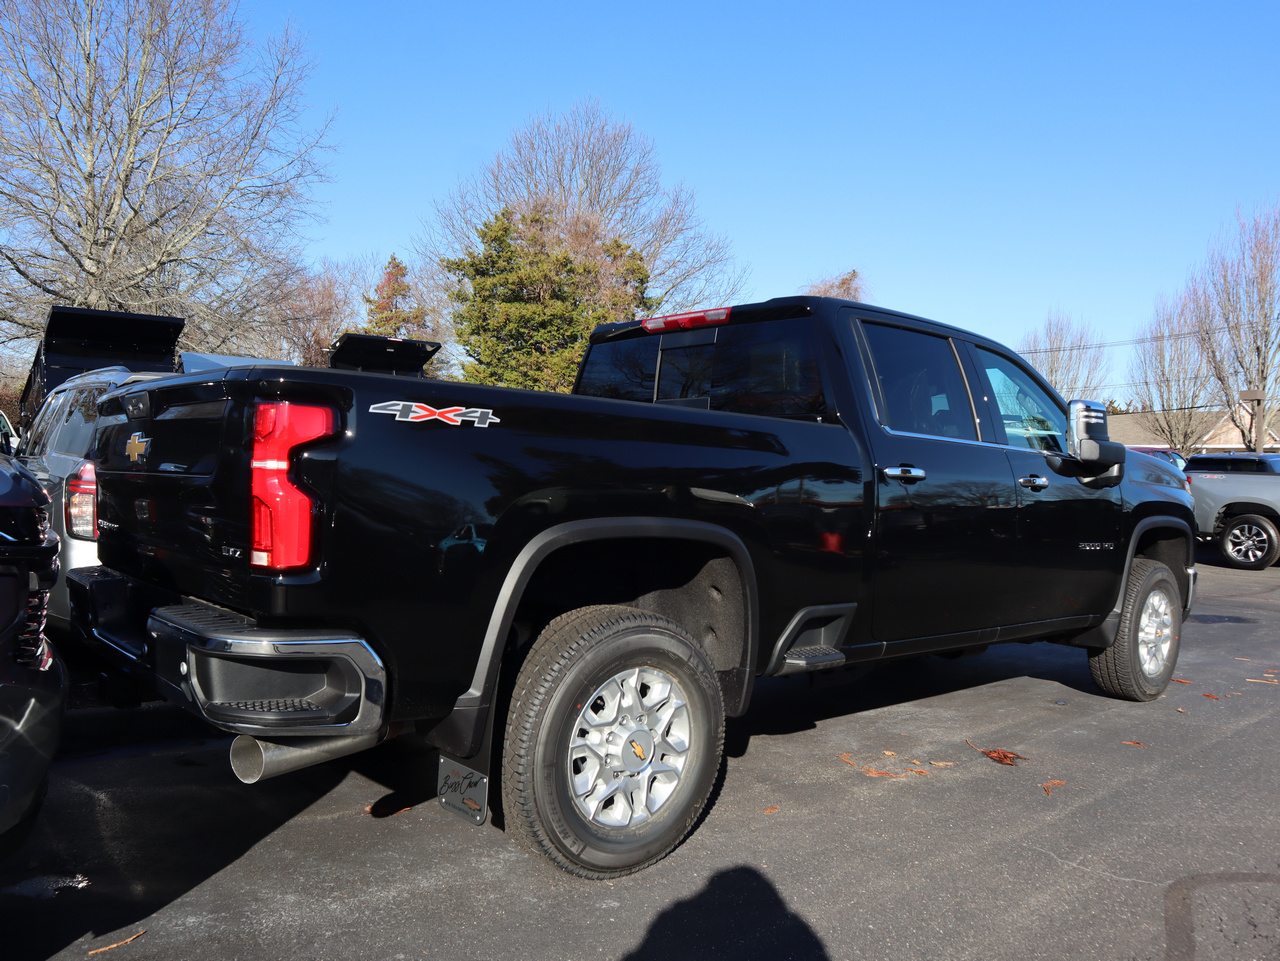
125 432 151 464
630 740 646 761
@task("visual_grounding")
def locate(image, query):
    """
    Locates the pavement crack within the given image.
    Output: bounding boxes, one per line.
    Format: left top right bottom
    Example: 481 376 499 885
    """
1027 845 1163 886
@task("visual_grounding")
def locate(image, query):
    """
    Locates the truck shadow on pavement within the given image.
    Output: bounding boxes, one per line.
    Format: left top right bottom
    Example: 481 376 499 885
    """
725 640 1099 758
620 865 830 961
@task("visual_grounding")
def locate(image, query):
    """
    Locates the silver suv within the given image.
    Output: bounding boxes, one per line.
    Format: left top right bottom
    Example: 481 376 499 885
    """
15 366 170 636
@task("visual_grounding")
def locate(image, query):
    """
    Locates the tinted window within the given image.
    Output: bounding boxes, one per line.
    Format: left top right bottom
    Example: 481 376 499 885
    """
51 387 102 457
1186 456 1278 473
658 319 827 420
579 319 828 420
973 347 1067 453
861 323 977 440
20 389 71 457
576 338 659 402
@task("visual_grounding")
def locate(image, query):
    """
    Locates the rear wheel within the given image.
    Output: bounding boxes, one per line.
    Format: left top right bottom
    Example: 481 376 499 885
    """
1089 558 1181 701
1218 514 1280 570
502 605 724 878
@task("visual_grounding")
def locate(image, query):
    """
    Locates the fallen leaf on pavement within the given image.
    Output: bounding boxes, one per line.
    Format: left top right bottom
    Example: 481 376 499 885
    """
1246 678 1279 684
930 761 955 767
764 806 779 814
1177 708 1187 713
907 768 930 776
883 750 897 757
1041 780 1066 796
862 766 908 778
837 753 858 766
1235 657 1252 661
1172 679 1192 684
1122 741 1145 747
966 739 1027 766
1204 694 1220 699
88 932 146 956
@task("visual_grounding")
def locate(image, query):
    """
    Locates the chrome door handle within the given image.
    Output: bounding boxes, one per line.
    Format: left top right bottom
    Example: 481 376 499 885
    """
1019 474 1049 491
883 466 927 482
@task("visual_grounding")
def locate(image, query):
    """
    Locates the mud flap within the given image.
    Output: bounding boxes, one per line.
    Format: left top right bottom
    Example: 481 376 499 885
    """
436 694 497 826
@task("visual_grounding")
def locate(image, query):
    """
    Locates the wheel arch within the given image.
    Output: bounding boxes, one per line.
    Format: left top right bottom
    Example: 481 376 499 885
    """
1064 516 1194 651
1214 502 1280 529
430 518 758 758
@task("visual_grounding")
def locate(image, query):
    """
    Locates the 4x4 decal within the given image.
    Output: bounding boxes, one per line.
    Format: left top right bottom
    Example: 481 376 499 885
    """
369 400 501 428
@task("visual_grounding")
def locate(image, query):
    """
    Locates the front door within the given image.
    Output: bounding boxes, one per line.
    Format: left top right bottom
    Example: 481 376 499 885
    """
966 345 1124 621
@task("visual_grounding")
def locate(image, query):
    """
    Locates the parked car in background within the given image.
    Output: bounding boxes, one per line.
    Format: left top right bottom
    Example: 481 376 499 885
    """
1185 453 1280 569
15 366 174 640
1129 446 1188 471
0 454 62 859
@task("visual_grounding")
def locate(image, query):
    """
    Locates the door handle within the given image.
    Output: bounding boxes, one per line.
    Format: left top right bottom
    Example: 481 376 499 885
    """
883 466 927 482
1019 474 1049 491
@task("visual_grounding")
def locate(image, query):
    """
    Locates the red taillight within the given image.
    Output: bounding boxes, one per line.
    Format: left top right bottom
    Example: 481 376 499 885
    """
640 307 731 333
250 402 336 570
65 461 97 540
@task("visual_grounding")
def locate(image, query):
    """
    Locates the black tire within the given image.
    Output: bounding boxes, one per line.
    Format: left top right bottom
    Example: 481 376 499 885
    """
502 605 724 878
1218 514 1280 570
1088 558 1181 701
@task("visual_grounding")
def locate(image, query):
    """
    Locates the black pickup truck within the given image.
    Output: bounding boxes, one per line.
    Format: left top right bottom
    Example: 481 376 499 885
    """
69 296 1196 877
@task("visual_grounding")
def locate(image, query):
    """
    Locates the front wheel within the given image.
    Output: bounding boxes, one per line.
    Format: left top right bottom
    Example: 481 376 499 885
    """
1218 514 1280 570
502 605 725 878
1089 558 1181 701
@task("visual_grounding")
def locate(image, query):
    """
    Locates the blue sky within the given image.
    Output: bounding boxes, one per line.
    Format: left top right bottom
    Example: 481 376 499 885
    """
245 1 1280 398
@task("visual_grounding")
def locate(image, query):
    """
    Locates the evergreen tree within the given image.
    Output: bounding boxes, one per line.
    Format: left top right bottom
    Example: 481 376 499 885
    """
443 208 655 392
364 254 426 338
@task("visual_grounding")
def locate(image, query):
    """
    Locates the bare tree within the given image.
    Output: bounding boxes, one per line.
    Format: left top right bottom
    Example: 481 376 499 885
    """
1130 294 1214 451
1017 310 1111 399
801 268 866 302
276 258 370 367
418 100 745 320
0 0 329 351
1188 202 1280 451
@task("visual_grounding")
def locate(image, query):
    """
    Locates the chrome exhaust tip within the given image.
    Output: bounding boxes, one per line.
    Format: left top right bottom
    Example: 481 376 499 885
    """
230 732 382 784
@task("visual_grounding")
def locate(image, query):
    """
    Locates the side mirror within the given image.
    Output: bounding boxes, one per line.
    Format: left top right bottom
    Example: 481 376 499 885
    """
1067 399 1126 470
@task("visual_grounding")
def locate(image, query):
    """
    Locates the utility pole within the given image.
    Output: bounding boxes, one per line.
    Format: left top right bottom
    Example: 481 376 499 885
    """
1240 390 1265 450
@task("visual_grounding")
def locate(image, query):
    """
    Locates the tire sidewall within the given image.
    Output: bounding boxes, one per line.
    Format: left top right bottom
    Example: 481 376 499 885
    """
528 624 723 874
1121 563 1181 698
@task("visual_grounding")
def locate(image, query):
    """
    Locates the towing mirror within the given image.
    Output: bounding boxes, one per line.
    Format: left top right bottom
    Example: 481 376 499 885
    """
1066 399 1126 471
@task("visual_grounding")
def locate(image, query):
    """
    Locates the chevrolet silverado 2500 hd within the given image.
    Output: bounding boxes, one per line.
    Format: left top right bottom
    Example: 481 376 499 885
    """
69 296 1196 877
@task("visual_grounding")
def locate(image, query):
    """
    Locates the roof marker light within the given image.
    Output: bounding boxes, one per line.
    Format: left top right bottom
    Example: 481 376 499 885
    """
640 307 731 333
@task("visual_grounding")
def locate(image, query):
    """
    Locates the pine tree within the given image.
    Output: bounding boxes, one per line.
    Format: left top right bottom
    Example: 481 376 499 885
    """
442 208 655 392
364 254 426 338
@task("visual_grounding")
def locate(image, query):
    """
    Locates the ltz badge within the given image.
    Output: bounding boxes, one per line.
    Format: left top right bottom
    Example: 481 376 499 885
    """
368 401 501 428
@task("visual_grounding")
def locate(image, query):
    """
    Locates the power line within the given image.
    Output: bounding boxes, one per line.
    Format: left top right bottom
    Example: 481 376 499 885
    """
1018 324 1236 356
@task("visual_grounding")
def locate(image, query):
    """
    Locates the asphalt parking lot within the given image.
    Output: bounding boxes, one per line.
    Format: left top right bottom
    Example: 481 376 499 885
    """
3 547 1279 961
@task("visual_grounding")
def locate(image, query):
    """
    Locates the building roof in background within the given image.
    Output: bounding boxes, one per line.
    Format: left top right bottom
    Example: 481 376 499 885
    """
1109 407 1278 453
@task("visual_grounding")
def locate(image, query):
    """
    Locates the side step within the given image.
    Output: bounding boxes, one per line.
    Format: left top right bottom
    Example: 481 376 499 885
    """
777 645 846 677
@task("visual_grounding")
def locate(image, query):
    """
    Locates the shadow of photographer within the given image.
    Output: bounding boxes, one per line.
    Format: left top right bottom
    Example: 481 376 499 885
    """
621 865 830 961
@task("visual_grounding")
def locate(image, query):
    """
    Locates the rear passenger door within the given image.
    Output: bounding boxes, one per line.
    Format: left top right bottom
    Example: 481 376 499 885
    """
856 320 1022 647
